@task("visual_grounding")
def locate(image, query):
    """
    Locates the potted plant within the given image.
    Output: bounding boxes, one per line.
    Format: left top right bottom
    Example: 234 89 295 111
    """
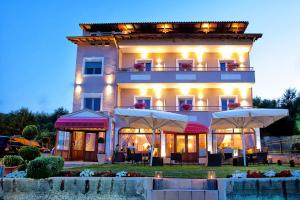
228 102 240 110
3 155 24 175
134 102 146 109
180 63 192 71
180 104 192 111
97 137 106 164
227 63 239 71
134 63 145 71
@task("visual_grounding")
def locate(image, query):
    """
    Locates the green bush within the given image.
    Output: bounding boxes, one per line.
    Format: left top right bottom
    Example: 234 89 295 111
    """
26 156 64 179
22 125 39 140
98 137 105 143
3 155 24 167
292 143 300 153
19 146 40 161
17 160 28 171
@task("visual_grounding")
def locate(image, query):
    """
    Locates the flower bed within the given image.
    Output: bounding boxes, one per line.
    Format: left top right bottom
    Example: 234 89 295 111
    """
59 170 144 178
179 63 192 71
134 63 145 71
134 102 146 109
231 170 300 179
180 104 192 111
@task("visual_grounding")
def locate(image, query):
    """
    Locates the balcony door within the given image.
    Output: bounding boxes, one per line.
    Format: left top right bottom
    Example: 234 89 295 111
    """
136 59 152 71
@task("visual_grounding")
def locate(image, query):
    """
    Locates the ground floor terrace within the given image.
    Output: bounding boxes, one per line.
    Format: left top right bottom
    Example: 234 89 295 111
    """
54 110 261 163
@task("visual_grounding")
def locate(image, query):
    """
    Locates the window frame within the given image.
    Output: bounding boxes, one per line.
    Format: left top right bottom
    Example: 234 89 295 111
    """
134 96 152 109
219 95 238 111
176 59 195 71
81 93 103 111
57 131 70 151
82 57 104 76
176 95 195 111
135 59 153 71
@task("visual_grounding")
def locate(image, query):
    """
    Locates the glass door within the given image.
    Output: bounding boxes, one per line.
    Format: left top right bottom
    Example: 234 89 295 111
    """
71 131 84 160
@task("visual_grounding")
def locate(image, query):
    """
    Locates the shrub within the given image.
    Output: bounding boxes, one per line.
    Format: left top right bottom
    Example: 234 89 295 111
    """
22 125 39 140
19 146 40 161
3 155 24 167
26 156 64 179
17 160 28 171
98 137 105 143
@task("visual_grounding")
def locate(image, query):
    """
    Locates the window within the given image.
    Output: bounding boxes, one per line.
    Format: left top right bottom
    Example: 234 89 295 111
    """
57 131 70 150
219 60 235 71
83 57 104 75
136 59 152 71
135 97 152 109
82 93 103 111
176 59 194 71
85 133 96 151
177 96 194 111
220 96 236 111
176 135 185 153
187 135 196 153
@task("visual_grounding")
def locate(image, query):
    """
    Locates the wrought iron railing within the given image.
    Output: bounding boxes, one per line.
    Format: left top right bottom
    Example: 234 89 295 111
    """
117 67 254 72
116 106 252 112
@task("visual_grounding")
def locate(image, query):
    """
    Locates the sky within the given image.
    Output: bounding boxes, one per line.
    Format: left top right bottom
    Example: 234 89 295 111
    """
0 0 300 113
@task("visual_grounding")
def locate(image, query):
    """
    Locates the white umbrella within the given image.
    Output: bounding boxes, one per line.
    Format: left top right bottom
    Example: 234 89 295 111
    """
114 108 188 166
211 108 288 166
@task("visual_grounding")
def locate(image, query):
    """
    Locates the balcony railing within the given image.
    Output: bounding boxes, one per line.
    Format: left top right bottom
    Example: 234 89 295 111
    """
116 106 252 112
117 67 254 72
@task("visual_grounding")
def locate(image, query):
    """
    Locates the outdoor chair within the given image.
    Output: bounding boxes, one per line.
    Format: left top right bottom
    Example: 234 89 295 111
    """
133 153 142 164
207 153 222 166
152 157 163 166
170 153 182 165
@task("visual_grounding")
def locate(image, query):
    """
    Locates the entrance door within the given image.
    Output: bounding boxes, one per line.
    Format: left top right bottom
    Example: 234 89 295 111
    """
71 131 84 160
84 132 98 162
187 135 198 162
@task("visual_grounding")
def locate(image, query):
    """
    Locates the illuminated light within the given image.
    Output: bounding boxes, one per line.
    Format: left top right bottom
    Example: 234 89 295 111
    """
223 87 233 95
219 47 233 59
240 87 248 99
197 100 204 111
180 85 190 95
141 52 148 59
207 170 216 179
75 85 82 94
155 171 163 179
157 58 162 64
239 53 245 63
106 74 114 85
201 23 210 33
125 24 133 29
140 88 147 96
76 74 83 85
154 86 162 99
181 49 189 59
105 85 113 95
240 100 249 107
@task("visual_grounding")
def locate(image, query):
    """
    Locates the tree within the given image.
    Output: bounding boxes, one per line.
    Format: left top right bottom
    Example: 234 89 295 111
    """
22 125 39 140
51 107 69 125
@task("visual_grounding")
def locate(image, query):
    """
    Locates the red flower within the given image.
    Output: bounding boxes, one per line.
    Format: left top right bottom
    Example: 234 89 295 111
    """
227 63 239 71
228 102 240 110
134 63 145 71
180 63 192 71
247 171 263 178
276 170 291 177
180 104 192 111
134 102 146 109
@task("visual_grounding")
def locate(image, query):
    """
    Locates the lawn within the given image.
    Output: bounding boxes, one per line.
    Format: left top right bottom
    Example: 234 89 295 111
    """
67 164 299 179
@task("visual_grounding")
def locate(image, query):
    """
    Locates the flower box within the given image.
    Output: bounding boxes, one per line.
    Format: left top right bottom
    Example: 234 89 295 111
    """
180 104 192 111
134 63 145 71
179 63 192 71
227 63 239 71
228 102 240 110
134 102 146 109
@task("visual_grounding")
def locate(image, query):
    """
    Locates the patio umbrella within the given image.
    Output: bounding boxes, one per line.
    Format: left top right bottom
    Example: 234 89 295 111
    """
114 108 189 166
211 108 288 166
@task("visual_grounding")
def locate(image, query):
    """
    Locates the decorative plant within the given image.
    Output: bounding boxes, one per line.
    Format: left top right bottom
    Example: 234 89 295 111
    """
98 137 105 144
180 63 192 71
264 170 276 177
3 155 24 167
80 169 95 177
275 170 291 177
22 125 39 140
231 170 247 178
289 160 295 167
134 102 146 109
134 63 145 71
180 104 192 111
19 146 40 161
116 171 128 177
277 160 282 166
127 172 144 177
5 171 27 178
227 62 239 71
228 102 240 110
247 171 263 178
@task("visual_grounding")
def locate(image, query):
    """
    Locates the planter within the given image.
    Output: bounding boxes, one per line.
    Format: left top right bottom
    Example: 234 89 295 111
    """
179 63 192 71
228 102 240 110
180 104 192 111
134 102 146 109
97 154 106 164
227 63 239 71
98 143 105 154
4 166 18 176
134 63 145 71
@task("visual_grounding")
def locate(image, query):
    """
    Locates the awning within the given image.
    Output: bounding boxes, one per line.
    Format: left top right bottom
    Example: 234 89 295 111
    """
55 118 108 129
164 121 209 134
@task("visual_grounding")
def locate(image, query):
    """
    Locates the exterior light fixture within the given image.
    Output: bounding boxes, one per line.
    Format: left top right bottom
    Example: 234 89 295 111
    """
207 170 217 190
155 171 163 179
207 170 216 179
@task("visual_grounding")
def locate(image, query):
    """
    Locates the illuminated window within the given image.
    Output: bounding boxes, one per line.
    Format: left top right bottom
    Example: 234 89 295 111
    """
82 93 103 111
135 97 151 109
83 57 104 75
199 134 206 149
85 133 96 151
57 131 70 150
187 135 196 153
178 97 193 111
165 134 174 157
176 135 185 153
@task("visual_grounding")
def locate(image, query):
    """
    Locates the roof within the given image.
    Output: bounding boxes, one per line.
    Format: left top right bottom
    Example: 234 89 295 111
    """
79 21 249 34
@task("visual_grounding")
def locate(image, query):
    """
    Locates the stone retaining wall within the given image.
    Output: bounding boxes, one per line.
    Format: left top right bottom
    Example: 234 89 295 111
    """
0 177 152 200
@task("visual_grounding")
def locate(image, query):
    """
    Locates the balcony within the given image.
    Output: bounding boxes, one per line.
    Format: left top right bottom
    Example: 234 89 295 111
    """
116 67 255 84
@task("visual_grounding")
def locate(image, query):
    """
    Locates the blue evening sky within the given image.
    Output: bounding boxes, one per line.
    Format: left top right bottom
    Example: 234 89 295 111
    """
1 0 299 113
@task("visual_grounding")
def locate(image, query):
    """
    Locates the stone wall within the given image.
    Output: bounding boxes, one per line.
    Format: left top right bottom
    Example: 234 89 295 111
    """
0 177 152 200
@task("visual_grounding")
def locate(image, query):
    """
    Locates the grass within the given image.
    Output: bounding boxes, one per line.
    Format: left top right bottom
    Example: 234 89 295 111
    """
66 164 300 179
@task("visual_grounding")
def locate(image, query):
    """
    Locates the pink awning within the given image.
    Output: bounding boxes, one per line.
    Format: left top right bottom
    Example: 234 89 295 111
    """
55 118 108 129
184 122 209 133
